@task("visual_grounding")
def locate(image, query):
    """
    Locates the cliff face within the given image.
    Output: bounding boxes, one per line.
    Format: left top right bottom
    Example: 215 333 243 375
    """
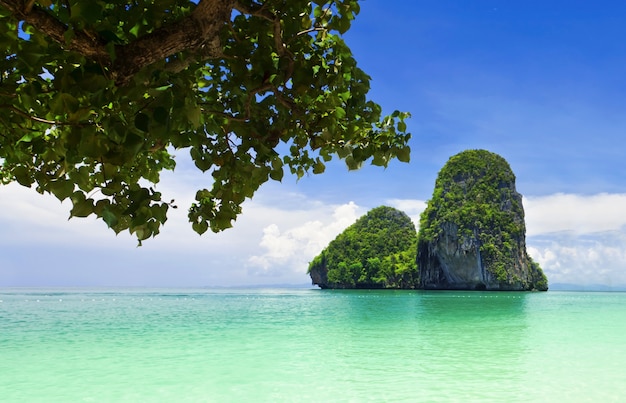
308 206 418 289
417 150 548 291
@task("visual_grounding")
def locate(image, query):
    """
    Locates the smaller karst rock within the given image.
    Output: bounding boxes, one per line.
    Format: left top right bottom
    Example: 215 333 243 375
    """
417 149 548 291
308 206 418 289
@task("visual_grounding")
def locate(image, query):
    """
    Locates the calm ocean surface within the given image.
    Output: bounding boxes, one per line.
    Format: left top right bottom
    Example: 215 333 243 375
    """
1 288 625 402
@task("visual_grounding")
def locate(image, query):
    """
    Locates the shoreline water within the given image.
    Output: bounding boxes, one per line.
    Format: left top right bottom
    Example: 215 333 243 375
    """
2 288 625 402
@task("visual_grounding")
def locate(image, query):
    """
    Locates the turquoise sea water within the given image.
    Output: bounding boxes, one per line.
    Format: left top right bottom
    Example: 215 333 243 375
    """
1 289 626 402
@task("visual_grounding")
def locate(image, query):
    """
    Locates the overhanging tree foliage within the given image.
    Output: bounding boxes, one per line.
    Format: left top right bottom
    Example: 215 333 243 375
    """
0 0 411 242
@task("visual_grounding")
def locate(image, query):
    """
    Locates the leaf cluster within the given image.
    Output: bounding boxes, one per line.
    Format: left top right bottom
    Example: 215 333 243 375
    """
0 0 411 242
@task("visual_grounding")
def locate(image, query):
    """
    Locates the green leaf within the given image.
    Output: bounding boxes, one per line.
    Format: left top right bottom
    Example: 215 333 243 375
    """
52 93 79 115
153 107 169 125
186 106 202 128
313 160 325 174
70 2 103 25
345 155 362 170
68 107 93 123
190 147 212 172
396 146 411 163
12 166 32 186
102 207 119 228
69 194 94 218
49 180 74 201
2 1 412 243
192 220 209 235
16 132 41 144
269 166 284 181
129 22 142 38
134 113 150 132
398 120 407 133
371 153 388 167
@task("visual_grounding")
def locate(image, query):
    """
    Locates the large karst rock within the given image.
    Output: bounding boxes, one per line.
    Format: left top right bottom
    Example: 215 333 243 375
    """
308 206 418 289
417 149 548 291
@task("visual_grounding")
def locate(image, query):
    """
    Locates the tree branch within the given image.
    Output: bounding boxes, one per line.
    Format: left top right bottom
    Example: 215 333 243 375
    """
113 0 234 85
0 0 109 61
23 0 34 14
0 104 85 126
233 1 273 21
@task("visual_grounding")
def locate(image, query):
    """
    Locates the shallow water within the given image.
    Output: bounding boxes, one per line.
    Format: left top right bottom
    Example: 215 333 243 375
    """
1 288 625 402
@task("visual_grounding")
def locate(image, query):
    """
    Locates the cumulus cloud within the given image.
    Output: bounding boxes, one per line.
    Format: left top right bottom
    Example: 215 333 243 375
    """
247 201 362 276
0 181 235 251
521 193 626 286
1 164 369 286
0 183 126 244
528 232 626 286
523 193 626 235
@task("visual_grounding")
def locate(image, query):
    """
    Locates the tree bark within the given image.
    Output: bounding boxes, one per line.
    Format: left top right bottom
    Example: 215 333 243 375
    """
113 0 234 85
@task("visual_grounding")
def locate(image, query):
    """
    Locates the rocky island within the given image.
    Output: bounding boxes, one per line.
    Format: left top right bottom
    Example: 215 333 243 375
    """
308 206 418 289
308 149 548 291
417 149 547 290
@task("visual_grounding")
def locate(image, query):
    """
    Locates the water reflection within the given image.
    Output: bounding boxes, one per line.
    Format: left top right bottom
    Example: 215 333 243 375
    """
320 290 531 401
416 292 530 398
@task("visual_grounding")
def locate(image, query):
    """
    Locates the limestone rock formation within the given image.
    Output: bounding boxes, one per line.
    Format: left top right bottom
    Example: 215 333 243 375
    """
308 206 418 289
417 150 548 291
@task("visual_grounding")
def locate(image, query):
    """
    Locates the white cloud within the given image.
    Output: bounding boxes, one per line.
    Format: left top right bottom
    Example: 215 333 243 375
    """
523 193 626 235
0 183 127 244
0 181 237 252
528 232 626 286
247 201 362 276
521 193 626 286
0 177 365 286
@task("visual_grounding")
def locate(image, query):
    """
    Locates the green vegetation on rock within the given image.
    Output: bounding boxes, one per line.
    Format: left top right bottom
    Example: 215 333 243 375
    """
417 149 548 290
308 206 418 289
420 150 521 244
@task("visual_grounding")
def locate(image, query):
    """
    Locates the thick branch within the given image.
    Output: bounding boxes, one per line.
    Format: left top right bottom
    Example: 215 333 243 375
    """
114 0 235 85
0 0 109 61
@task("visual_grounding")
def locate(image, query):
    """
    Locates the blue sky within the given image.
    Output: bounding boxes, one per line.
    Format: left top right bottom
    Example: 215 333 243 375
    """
2 1 626 288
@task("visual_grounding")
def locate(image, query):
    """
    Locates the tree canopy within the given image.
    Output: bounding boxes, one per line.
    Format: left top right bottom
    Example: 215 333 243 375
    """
0 0 411 243
308 206 418 289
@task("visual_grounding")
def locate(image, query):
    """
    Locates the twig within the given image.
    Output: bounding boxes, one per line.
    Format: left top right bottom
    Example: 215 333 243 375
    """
233 0 273 22
201 109 248 122
2 104 59 125
291 27 325 41
24 0 35 13
0 104 87 126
